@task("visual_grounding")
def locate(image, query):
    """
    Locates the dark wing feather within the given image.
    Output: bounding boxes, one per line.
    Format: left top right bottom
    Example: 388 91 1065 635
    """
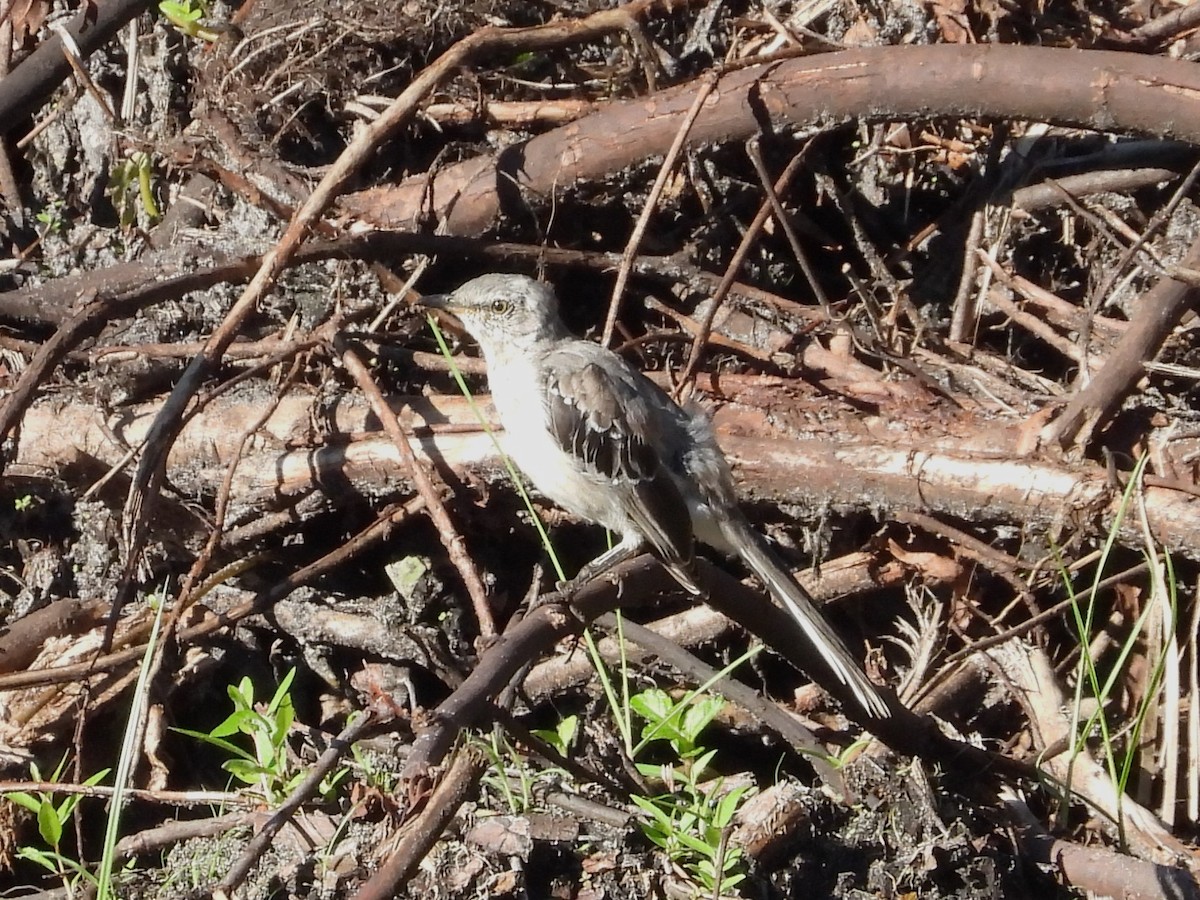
544 355 694 571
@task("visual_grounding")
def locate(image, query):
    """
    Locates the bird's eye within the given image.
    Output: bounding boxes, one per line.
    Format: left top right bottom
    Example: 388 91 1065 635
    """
490 299 511 314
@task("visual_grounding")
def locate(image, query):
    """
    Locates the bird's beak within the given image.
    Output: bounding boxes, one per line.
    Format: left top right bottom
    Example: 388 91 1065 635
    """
417 292 452 311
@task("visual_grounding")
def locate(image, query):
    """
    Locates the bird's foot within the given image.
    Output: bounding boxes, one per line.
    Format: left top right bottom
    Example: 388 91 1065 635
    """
553 574 585 600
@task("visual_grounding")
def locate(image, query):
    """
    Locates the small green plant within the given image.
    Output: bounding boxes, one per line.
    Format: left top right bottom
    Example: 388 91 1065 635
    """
107 152 160 229
476 728 537 814
632 769 749 896
34 200 66 235
630 688 722 760
13 494 34 512
1059 453 1176 847
174 668 310 804
630 688 750 896
531 714 578 758
5 756 112 893
475 715 579 815
158 0 221 41
349 743 399 796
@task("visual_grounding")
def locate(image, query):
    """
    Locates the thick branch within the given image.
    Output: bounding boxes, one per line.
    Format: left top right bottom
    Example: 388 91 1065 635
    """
13 387 1199 561
342 44 1200 233
0 0 153 134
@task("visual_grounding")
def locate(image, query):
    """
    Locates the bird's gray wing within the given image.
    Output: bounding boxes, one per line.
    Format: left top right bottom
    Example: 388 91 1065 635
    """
542 347 694 571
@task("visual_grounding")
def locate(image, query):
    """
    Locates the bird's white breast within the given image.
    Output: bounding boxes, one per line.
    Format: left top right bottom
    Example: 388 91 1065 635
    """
487 353 626 532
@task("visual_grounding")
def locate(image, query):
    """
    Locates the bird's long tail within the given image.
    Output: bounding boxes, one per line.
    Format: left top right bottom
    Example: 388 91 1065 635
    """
719 516 891 719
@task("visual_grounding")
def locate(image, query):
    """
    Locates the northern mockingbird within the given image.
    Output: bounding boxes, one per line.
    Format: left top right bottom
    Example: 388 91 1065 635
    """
420 274 889 720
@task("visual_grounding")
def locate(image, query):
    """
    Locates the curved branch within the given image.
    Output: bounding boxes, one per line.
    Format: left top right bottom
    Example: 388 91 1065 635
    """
342 44 1200 233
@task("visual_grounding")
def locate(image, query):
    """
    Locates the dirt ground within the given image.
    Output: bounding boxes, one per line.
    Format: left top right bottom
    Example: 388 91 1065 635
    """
1 0 1200 897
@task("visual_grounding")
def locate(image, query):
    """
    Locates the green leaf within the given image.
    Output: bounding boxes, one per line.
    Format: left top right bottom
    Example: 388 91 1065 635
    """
17 846 62 874
37 800 62 848
675 830 715 858
680 696 722 744
532 714 578 756
267 668 297 716
384 556 429 599
689 748 719 780
172 727 256 762
631 795 673 829
223 759 268 785
209 709 258 738
47 753 71 783
635 761 669 780
631 689 677 742
54 792 81 823
82 767 111 787
4 791 42 814
272 696 294 745
229 676 256 709
556 715 578 750
714 785 749 827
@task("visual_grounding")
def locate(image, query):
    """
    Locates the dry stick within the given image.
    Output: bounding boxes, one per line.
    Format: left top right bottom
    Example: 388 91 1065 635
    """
1047 157 1200 443
745 135 829 310
401 553 1035 788
0 3 21 224
1003 792 1200 900
601 71 718 347
0 289 100 448
178 341 324 607
0 231 820 333
938 562 1151 669
0 0 152 134
677 144 811 390
1042 231 1200 449
90 334 320 362
0 781 252 806
1011 167 1187 213
1126 1 1200 44
641 295 777 364
214 710 380 899
0 599 105 675
352 748 487 900
975 251 1086 365
948 208 986 343
891 509 1034 608
51 22 117 122
118 0 680 634
338 338 496 637
114 811 256 863
344 47 1200 243
0 242 344 326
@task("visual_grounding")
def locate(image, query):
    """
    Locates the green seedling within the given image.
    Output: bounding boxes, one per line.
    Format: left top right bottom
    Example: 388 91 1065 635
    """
5 756 112 893
108 152 160 229
158 0 221 41
175 668 320 804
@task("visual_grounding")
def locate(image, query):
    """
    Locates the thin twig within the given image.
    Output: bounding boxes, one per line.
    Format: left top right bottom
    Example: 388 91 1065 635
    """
215 710 380 898
353 747 487 900
677 142 812 391
0 499 427 694
745 135 829 310
337 338 496 637
601 70 720 347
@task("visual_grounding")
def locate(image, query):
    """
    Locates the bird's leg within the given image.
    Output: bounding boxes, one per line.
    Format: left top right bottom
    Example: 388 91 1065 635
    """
555 535 645 595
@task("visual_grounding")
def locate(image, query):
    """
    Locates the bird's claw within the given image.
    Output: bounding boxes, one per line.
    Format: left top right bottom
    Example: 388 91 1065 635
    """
554 576 581 599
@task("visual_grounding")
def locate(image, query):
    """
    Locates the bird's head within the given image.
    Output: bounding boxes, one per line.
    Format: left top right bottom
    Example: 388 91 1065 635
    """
419 274 569 357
